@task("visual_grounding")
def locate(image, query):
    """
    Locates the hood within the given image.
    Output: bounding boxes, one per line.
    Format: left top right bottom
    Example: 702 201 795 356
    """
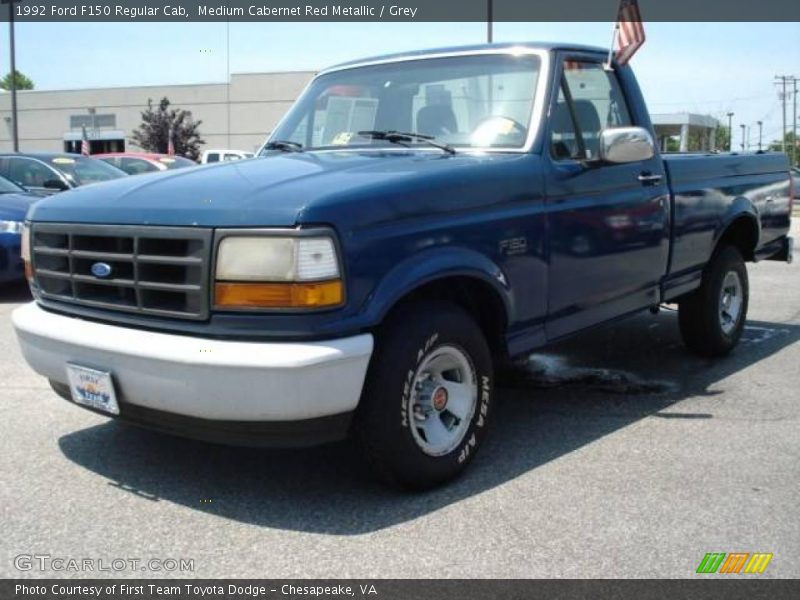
0 192 38 221
26 151 531 228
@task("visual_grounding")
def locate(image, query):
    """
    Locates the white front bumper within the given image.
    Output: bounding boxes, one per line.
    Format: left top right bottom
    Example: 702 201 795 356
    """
12 302 373 421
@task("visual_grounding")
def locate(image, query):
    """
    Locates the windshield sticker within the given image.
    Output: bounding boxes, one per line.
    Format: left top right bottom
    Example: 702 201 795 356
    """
331 132 355 145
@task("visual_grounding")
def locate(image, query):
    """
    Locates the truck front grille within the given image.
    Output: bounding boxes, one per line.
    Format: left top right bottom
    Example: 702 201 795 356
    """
30 224 212 320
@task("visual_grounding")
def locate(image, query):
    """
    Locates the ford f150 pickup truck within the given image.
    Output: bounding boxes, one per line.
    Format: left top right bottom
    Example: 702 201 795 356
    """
13 43 794 489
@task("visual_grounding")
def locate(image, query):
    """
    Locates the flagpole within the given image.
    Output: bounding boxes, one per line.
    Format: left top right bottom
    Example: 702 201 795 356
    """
604 23 619 71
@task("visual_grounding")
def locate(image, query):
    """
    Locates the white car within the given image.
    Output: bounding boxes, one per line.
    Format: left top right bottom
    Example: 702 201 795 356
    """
200 149 254 164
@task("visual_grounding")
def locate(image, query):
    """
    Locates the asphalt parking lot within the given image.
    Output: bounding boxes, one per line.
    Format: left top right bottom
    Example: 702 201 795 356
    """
2 222 798 579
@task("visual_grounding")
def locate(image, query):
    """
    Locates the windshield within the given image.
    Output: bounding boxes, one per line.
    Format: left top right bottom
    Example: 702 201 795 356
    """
0 175 25 194
266 53 542 152
50 156 127 186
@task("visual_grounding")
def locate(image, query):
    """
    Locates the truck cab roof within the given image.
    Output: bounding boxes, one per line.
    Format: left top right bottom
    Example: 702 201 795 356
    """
323 41 608 73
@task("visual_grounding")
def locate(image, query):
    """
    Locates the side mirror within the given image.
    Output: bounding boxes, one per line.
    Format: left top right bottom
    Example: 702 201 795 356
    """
598 127 656 164
43 179 69 191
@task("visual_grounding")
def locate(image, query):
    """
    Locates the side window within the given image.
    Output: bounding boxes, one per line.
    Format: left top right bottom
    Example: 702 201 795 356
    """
206 153 220 163
8 158 58 188
552 60 633 160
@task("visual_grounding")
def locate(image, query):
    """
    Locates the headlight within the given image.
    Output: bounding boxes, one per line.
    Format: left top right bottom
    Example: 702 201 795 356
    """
0 220 24 234
214 233 343 309
20 224 32 281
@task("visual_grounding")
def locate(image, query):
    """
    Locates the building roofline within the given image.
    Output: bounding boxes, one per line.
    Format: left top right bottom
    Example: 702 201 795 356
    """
0 70 318 96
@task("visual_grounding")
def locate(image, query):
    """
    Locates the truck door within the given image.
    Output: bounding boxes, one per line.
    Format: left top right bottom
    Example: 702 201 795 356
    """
544 57 669 340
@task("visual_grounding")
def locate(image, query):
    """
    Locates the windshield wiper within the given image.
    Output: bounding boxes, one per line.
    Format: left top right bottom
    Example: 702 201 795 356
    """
358 130 456 155
263 140 303 153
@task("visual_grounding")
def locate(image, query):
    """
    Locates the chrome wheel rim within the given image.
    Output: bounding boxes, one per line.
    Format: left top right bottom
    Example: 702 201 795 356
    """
408 344 477 457
719 270 743 335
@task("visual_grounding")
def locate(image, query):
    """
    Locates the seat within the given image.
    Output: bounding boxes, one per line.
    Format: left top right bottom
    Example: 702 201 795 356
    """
551 102 578 159
416 105 458 137
571 100 602 158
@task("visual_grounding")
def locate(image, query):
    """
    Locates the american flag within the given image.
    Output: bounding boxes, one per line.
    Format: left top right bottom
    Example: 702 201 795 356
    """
80 126 90 156
167 126 175 156
615 0 645 66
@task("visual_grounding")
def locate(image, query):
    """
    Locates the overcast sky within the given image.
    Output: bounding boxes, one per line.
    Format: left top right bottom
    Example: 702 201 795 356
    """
1 21 798 147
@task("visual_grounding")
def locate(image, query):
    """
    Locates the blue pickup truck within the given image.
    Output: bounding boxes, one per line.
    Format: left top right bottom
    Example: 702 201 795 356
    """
13 43 793 489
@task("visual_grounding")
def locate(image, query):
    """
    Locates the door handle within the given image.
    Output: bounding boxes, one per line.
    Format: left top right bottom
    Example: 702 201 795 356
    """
638 172 663 184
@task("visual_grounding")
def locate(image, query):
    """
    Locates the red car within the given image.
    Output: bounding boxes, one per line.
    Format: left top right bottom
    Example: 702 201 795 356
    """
94 153 196 176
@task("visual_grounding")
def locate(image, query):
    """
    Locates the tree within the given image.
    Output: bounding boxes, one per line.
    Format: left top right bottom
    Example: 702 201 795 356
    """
768 131 798 166
714 126 731 153
0 70 34 91
130 97 205 160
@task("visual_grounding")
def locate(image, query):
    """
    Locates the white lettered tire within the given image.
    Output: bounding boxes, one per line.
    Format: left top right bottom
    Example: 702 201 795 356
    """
355 301 494 490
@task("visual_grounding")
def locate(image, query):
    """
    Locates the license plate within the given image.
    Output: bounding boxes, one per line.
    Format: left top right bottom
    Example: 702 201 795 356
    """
65 364 119 415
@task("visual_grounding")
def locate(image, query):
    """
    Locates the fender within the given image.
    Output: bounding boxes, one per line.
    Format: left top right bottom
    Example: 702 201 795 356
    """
359 246 514 326
713 197 760 254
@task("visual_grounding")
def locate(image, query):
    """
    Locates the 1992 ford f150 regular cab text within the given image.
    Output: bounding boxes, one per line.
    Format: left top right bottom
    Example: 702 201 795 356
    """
13 43 794 489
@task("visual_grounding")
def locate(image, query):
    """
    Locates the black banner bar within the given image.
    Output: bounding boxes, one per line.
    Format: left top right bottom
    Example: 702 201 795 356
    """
1 0 800 22
4 580 800 600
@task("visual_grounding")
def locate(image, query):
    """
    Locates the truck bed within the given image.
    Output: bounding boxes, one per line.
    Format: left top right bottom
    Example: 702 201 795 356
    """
663 151 792 282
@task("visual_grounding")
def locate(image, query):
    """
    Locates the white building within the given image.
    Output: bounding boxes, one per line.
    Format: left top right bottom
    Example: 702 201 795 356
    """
0 71 315 154
651 112 720 152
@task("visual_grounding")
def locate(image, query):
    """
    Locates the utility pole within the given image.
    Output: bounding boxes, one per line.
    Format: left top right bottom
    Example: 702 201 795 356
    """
757 120 763 151
775 75 792 155
793 77 798 165
487 0 493 43
740 124 746 151
226 18 231 149
726 112 734 152
2 0 20 151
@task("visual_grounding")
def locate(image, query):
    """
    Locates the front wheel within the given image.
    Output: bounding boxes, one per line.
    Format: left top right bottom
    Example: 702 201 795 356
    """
678 245 749 357
355 301 494 490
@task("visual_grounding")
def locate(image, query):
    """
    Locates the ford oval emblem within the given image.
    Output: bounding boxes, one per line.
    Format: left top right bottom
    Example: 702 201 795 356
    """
91 262 113 279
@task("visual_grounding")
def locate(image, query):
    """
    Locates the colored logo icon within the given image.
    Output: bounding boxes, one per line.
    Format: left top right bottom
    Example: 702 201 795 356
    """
696 552 773 574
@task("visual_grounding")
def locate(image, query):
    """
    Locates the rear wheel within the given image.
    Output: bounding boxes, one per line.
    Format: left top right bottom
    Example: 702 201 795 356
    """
678 245 749 357
356 301 494 490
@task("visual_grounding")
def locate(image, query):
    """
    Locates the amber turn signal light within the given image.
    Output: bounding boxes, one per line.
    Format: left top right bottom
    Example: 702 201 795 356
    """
215 280 343 309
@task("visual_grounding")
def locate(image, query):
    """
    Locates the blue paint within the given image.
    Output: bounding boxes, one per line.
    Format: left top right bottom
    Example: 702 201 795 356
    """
24 43 793 357
0 176 37 284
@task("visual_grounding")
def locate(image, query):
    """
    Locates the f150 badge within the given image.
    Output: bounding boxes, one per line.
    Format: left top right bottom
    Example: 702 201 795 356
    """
499 237 528 256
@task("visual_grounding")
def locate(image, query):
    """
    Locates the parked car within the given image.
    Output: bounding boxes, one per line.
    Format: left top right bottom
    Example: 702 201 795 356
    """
200 149 254 164
0 153 127 196
791 166 799 200
94 153 197 176
0 175 37 284
12 43 794 490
